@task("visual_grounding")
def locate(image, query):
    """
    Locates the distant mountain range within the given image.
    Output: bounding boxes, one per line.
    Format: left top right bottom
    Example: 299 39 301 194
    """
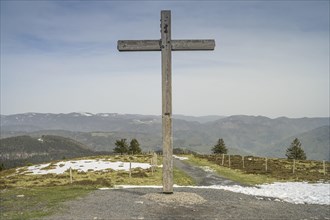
0 112 225 132
1 112 329 161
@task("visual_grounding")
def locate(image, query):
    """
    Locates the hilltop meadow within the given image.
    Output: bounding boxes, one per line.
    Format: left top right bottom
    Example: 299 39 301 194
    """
1 153 329 219
1 113 329 219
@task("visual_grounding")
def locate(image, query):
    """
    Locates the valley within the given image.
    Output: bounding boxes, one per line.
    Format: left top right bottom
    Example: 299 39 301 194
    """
1 113 329 164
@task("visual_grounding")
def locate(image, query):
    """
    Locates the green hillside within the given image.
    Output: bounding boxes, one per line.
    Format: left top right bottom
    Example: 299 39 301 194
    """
0 135 97 169
1 114 329 161
270 126 330 161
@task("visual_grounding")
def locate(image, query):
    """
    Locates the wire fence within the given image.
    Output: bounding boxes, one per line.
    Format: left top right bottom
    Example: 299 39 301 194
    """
195 154 330 182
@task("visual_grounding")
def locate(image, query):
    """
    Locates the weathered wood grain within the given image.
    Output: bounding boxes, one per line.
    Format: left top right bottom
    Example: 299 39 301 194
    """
117 40 160 51
117 39 215 51
172 39 215 51
161 10 173 194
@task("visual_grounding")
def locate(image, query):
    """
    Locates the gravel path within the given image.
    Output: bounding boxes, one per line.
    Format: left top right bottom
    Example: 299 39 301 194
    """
44 158 329 219
44 187 329 220
173 158 243 186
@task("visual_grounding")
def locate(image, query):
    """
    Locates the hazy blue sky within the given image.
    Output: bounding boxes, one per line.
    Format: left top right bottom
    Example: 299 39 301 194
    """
1 1 329 118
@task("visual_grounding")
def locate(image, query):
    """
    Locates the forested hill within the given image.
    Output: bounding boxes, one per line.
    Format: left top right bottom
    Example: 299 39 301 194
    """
269 126 330 160
1 113 329 161
0 135 97 169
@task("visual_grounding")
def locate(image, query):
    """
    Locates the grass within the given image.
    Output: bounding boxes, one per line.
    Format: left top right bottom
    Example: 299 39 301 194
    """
174 167 196 185
3 153 325 219
0 154 196 219
80 154 154 163
186 155 277 185
0 185 93 220
194 154 329 183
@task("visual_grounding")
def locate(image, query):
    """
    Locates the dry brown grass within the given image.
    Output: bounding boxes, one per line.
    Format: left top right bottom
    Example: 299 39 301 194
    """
195 154 330 182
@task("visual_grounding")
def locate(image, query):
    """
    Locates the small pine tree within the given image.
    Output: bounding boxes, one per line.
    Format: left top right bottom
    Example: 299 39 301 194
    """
114 139 128 155
0 163 5 171
212 138 228 154
128 139 142 155
285 138 307 160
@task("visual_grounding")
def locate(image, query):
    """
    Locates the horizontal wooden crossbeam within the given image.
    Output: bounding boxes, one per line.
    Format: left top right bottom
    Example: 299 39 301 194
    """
117 39 215 51
172 40 216 51
118 40 160 51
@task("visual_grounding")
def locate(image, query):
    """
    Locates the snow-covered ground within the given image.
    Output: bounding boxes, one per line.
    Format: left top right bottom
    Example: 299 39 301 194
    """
17 158 329 205
173 155 188 160
20 159 151 175
200 166 216 173
197 182 330 205
113 182 330 205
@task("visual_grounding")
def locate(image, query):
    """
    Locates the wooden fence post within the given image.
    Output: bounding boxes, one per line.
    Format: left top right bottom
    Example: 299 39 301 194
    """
129 162 132 178
265 157 268 172
153 152 158 166
150 152 158 175
323 160 326 175
228 155 231 168
242 156 245 169
222 154 225 166
69 167 73 184
293 159 295 174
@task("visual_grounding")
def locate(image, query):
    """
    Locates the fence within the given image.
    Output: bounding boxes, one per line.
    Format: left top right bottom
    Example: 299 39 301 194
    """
195 154 330 181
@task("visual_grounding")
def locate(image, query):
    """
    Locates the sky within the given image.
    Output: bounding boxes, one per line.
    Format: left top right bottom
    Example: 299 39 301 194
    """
1 0 329 118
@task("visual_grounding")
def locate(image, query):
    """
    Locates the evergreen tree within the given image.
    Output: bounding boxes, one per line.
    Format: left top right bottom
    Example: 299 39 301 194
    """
0 163 5 171
285 138 307 160
113 139 128 155
212 138 228 154
128 139 142 155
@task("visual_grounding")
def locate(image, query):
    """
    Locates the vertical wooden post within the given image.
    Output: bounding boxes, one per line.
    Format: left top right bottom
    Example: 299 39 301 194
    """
153 152 158 166
242 156 245 169
150 159 153 174
228 155 231 168
293 159 295 174
69 167 73 184
222 154 225 166
129 162 132 178
161 10 173 194
265 157 268 172
323 160 326 175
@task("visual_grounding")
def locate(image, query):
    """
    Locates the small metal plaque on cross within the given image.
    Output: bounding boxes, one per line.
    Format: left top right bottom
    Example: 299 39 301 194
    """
118 10 215 193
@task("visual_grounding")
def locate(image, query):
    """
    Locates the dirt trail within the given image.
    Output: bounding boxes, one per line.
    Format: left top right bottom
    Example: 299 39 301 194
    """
173 158 243 186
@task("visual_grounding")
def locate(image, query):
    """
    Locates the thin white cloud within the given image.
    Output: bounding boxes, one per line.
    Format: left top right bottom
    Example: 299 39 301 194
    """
1 1 329 117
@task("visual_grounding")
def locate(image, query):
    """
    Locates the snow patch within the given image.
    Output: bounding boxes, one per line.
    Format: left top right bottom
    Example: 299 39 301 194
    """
200 166 215 173
132 119 156 125
97 113 110 117
115 185 163 189
197 182 330 205
78 112 94 117
173 155 188 160
111 182 330 205
20 159 151 175
27 113 36 117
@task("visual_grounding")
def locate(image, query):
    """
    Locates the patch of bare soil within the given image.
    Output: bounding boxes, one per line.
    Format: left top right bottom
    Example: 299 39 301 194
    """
143 192 206 205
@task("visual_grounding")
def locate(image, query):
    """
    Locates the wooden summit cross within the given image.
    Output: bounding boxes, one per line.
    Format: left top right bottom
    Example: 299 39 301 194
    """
118 10 215 193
